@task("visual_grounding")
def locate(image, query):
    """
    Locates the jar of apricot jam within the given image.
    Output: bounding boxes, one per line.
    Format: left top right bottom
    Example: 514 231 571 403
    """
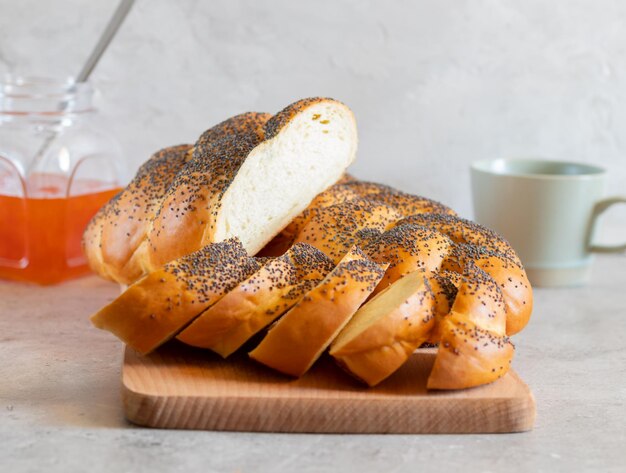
0 76 124 284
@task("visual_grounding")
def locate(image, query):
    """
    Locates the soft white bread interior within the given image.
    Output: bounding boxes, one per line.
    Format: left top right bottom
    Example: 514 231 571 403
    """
215 98 358 254
330 270 436 386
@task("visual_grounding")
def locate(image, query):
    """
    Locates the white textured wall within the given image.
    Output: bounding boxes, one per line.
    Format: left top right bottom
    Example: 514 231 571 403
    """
1 0 626 224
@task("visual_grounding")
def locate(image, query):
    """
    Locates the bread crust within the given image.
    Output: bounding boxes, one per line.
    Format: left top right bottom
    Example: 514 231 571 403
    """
83 144 192 283
365 223 453 296
427 261 514 390
263 97 344 140
294 198 402 263
342 181 456 217
427 312 514 390
249 246 387 377
90 238 259 354
146 113 271 271
176 243 334 357
395 215 532 335
330 271 436 386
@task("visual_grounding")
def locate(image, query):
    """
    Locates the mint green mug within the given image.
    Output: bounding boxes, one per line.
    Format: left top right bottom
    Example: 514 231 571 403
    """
471 159 626 287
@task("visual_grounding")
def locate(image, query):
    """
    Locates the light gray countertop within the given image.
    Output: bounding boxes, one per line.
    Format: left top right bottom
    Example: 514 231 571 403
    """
1 254 625 473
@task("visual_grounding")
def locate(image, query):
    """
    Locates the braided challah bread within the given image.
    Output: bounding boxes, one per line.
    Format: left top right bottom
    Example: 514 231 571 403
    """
86 97 532 391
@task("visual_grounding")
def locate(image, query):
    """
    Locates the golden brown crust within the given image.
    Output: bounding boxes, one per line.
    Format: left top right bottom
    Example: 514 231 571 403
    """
427 260 513 390
264 97 343 140
364 223 453 295
193 112 270 159
294 198 402 263
425 271 460 344
249 246 387 377
396 213 519 263
330 271 436 386
82 191 121 282
394 215 532 335
427 312 514 390
90 238 260 355
343 181 456 216
176 243 334 357
83 145 192 283
146 113 271 271
336 173 358 184
442 243 533 336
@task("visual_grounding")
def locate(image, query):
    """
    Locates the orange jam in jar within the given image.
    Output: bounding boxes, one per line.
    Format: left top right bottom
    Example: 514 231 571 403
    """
0 77 124 284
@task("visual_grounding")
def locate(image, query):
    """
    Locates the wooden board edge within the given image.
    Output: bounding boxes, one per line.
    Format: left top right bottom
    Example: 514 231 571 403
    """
122 387 536 434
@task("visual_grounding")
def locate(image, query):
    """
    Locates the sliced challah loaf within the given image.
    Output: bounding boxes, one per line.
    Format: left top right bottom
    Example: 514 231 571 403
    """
176 243 334 357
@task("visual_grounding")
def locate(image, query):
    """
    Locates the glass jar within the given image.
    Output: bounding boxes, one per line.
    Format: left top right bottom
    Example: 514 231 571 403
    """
0 76 124 284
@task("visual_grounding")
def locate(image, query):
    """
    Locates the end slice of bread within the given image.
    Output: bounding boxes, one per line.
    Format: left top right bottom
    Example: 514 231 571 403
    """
330 271 435 386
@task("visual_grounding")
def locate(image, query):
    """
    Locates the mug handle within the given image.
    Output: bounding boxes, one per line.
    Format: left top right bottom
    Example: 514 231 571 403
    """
587 197 626 253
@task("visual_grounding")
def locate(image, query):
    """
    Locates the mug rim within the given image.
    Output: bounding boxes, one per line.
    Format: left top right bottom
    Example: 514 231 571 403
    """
471 158 606 180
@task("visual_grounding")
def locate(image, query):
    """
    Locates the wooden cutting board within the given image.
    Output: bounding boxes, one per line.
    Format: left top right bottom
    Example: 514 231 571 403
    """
122 341 535 434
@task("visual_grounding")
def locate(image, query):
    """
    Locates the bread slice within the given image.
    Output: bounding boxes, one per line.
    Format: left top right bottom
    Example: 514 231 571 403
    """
145 98 357 270
330 270 436 386
249 246 387 377
90 238 260 355
176 243 334 357
82 144 193 283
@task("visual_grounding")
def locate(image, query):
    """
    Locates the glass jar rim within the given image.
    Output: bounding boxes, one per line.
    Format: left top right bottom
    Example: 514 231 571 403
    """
0 75 95 116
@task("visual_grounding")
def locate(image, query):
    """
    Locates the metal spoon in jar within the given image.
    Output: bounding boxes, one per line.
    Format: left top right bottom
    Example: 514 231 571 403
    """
28 0 135 174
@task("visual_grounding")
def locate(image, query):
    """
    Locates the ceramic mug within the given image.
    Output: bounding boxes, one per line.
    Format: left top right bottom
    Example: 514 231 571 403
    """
470 158 626 287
